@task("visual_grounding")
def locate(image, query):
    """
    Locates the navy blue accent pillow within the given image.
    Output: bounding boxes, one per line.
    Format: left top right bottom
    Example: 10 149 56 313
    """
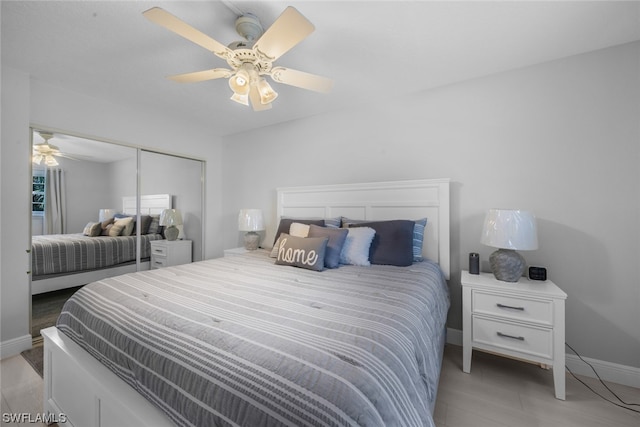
349 220 415 266
307 224 348 269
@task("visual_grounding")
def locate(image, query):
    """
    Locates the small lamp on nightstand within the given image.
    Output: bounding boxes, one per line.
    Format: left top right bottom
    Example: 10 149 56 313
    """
160 209 183 241
480 208 538 282
238 209 264 250
98 208 117 222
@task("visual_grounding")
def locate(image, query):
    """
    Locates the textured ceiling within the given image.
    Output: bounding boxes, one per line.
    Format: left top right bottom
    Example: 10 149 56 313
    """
3 1 640 138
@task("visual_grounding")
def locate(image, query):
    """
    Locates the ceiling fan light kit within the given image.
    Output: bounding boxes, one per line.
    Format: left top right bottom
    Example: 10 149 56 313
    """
33 131 61 167
143 6 333 111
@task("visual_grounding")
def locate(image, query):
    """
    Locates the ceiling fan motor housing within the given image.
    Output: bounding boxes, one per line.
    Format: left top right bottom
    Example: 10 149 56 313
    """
235 13 263 41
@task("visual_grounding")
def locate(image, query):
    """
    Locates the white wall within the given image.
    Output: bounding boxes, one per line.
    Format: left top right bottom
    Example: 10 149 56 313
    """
1 67 32 357
221 42 640 369
0 70 224 357
53 156 112 233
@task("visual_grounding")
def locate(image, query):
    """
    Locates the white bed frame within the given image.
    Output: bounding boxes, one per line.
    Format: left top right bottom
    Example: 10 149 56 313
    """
31 194 171 295
42 180 450 426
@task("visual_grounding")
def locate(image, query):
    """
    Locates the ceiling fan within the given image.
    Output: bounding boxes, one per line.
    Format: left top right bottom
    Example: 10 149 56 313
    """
143 5 333 111
32 132 80 166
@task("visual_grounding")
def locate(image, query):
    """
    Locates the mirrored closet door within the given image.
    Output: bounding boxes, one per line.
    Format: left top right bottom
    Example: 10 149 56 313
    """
29 128 205 341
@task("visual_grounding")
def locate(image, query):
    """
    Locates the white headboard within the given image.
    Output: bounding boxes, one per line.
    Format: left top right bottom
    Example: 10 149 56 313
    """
122 194 172 215
276 179 450 279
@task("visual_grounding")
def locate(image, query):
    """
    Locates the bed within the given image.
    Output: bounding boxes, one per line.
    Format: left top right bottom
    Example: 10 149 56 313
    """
42 179 451 427
31 194 171 295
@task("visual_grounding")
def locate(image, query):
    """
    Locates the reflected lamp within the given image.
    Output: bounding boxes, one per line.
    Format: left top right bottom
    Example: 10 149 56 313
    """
160 209 183 241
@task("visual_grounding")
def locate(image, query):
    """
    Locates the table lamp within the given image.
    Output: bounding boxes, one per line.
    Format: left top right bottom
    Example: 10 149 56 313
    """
98 208 117 222
238 209 264 250
480 209 538 282
160 209 183 241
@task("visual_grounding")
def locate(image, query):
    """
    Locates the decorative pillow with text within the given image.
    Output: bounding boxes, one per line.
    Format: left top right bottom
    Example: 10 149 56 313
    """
275 233 329 271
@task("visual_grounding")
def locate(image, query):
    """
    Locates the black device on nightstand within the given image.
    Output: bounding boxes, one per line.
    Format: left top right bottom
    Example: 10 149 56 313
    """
529 266 547 281
469 253 479 274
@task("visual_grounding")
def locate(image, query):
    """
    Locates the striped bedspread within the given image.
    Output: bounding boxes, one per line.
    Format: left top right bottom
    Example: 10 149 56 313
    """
32 233 163 278
57 250 450 427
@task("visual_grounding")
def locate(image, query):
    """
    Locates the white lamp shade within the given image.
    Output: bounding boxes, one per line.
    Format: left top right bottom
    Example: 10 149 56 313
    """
481 209 538 250
98 209 118 222
238 209 265 232
159 209 183 227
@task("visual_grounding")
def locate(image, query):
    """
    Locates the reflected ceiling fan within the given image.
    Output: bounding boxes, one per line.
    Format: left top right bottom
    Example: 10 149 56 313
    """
143 5 333 111
32 132 81 166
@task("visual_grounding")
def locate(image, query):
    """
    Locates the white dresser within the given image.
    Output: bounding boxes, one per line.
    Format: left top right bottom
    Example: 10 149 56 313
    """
461 270 567 400
150 240 192 269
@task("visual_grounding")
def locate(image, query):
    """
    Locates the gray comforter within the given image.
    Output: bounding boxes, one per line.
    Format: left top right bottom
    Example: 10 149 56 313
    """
31 233 163 278
57 250 449 426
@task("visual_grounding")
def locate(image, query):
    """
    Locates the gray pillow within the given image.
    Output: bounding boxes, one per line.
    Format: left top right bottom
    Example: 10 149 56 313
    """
82 222 102 237
307 224 348 269
275 233 328 271
349 220 414 266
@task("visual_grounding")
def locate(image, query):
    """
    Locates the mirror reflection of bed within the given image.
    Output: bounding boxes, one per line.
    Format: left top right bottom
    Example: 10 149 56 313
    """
29 129 205 344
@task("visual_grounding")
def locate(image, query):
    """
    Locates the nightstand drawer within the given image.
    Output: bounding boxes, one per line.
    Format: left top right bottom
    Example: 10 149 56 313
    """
151 245 168 256
473 316 552 359
473 291 553 325
151 257 167 269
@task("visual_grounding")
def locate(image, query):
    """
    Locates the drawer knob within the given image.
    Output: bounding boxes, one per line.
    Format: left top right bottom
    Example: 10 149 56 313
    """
497 303 525 311
497 332 525 341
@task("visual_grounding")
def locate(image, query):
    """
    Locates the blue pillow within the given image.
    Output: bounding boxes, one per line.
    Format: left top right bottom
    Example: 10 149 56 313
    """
349 220 414 266
307 224 348 269
413 218 427 262
343 217 427 263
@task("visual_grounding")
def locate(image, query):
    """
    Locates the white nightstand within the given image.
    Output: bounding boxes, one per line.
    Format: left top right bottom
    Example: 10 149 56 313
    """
150 240 192 269
223 247 249 257
461 270 567 400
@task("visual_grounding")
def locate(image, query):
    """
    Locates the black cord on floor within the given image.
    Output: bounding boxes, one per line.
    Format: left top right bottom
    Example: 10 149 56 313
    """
565 342 640 414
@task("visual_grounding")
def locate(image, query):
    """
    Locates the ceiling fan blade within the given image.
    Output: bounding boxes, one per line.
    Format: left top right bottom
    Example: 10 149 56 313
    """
253 7 314 61
270 67 333 93
248 85 272 112
168 68 233 83
143 7 232 59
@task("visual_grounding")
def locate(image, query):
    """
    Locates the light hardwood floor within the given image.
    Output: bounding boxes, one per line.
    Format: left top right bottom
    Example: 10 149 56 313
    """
1 344 638 426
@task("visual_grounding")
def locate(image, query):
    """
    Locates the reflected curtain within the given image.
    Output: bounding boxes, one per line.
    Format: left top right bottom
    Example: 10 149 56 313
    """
44 168 66 234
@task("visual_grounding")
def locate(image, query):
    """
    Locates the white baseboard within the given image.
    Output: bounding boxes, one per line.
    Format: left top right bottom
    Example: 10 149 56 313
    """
566 353 640 389
446 328 640 389
0 334 32 359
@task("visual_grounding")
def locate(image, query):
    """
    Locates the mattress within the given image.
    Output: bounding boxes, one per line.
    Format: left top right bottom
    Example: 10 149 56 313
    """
31 233 163 278
57 250 450 427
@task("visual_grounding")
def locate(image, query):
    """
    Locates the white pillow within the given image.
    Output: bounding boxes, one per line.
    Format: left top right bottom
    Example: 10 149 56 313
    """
339 227 376 266
289 222 310 237
270 223 312 257
110 216 134 236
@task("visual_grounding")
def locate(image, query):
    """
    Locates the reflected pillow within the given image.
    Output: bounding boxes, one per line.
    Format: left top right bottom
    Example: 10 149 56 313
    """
100 217 114 236
148 215 163 235
275 233 328 272
82 222 102 237
109 217 134 236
